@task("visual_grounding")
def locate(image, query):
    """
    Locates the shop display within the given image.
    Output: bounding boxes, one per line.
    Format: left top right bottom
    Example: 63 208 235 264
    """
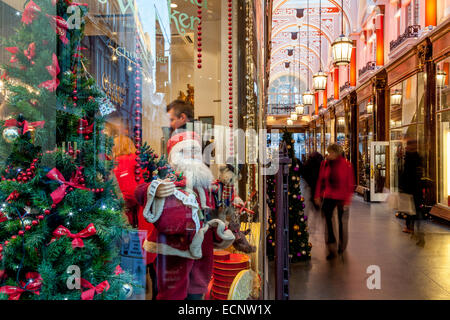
266 130 311 263
0 0 133 300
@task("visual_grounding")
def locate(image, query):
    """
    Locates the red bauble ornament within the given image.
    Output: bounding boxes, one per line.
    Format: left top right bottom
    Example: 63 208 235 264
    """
25 225 31 231
44 209 50 215
32 220 38 226
51 204 56 209
18 231 24 236
38 215 44 220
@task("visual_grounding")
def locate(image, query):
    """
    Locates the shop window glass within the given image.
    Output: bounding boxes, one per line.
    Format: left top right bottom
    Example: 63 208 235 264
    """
0 0 264 301
437 57 450 207
358 100 373 188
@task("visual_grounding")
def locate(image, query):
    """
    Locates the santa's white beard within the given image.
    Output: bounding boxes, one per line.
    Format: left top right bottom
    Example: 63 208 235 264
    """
170 158 213 190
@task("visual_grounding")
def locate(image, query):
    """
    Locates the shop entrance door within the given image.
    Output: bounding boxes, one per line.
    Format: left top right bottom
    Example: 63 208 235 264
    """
370 142 390 202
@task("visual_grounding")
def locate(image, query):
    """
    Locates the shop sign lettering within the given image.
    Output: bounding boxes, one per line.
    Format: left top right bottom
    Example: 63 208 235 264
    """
97 0 208 37
102 74 126 105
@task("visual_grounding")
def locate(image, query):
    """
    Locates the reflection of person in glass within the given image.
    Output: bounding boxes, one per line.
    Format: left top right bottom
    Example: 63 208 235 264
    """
112 135 142 227
399 139 423 233
315 144 355 260
167 99 194 137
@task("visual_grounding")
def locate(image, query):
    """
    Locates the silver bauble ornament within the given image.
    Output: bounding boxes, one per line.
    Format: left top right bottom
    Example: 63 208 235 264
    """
3 127 20 143
122 283 133 299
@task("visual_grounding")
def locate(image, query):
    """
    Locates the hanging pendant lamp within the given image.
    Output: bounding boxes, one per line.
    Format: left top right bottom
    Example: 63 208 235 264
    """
295 25 304 116
303 0 314 107
331 0 353 66
313 0 327 92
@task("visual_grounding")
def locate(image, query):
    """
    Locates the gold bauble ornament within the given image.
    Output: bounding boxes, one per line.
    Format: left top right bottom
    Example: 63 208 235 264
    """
272 242 275 247
287 145 291 149
297 232 301 236
293 225 300 231
293 195 297 199
289 240 293 243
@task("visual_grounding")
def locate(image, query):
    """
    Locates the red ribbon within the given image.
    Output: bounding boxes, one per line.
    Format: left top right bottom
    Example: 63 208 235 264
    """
22 0 41 25
77 119 94 135
50 223 96 249
5 47 19 64
0 212 7 223
0 272 42 300
24 42 36 61
233 190 257 215
4 119 45 135
80 279 110 300
6 190 20 202
38 53 60 92
47 15 69 45
46 167 89 204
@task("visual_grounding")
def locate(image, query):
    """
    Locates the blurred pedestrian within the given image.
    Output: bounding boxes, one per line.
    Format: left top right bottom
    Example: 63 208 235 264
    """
302 152 324 210
398 139 423 233
314 144 354 260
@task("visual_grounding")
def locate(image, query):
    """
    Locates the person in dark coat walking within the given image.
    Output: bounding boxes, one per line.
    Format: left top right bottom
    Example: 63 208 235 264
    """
301 152 324 210
398 139 423 233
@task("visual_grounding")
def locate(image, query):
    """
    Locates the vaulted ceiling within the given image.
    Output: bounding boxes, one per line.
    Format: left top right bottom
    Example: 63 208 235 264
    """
270 0 358 90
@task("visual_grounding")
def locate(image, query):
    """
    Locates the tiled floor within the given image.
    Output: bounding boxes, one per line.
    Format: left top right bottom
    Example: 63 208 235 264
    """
268 185 450 300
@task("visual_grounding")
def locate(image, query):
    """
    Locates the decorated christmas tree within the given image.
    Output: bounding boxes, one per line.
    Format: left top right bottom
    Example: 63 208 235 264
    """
266 175 276 260
0 0 133 300
266 129 311 262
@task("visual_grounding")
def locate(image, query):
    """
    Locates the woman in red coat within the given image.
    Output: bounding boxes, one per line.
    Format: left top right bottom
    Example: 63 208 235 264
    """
315 143 355 260
113 135 143 228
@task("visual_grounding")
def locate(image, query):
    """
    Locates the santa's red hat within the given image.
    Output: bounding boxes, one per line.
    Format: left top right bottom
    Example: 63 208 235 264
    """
167 131 202 156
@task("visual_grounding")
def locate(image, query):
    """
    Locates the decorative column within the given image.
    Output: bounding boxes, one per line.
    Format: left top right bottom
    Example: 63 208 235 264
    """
323 83 328 109
350 92 358 181
334 67 339 100
315 92 319 114
372 70 387 142
275 142 291 300
419 38 436 202
425 0 437 27
350 40 357 86
375 9 384 66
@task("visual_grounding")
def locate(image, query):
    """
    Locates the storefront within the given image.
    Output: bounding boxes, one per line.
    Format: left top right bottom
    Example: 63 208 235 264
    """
0 0 270 300
355 81 375 196
430 19 450 221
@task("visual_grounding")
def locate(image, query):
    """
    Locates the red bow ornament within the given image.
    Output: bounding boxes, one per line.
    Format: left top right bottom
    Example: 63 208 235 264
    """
6 190 20 202
39 54 60 92
4 119 45 135
0 212 7 223
77 119 94 135
46 167 89 205
0 272 42 300
50 223 96 249
4 47 19 64
22 0 41 25
24 42 36 62
114 265 124 275
47 15 69 45
80 279 110 300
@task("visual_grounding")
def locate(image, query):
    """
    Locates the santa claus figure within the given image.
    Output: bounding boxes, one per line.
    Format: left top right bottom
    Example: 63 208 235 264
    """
135 131 234 300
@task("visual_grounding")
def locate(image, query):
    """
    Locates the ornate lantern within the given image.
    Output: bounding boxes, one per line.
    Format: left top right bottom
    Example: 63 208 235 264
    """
437 69 447 88
290 112 298 121
366 101 373 113
390 89 402 107
303 90 314 106
313 71 327 91
296 104 305 115
312 0 327 91
331 0 353 66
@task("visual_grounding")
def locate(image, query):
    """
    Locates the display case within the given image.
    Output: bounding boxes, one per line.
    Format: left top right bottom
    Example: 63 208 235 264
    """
370 142 390 202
